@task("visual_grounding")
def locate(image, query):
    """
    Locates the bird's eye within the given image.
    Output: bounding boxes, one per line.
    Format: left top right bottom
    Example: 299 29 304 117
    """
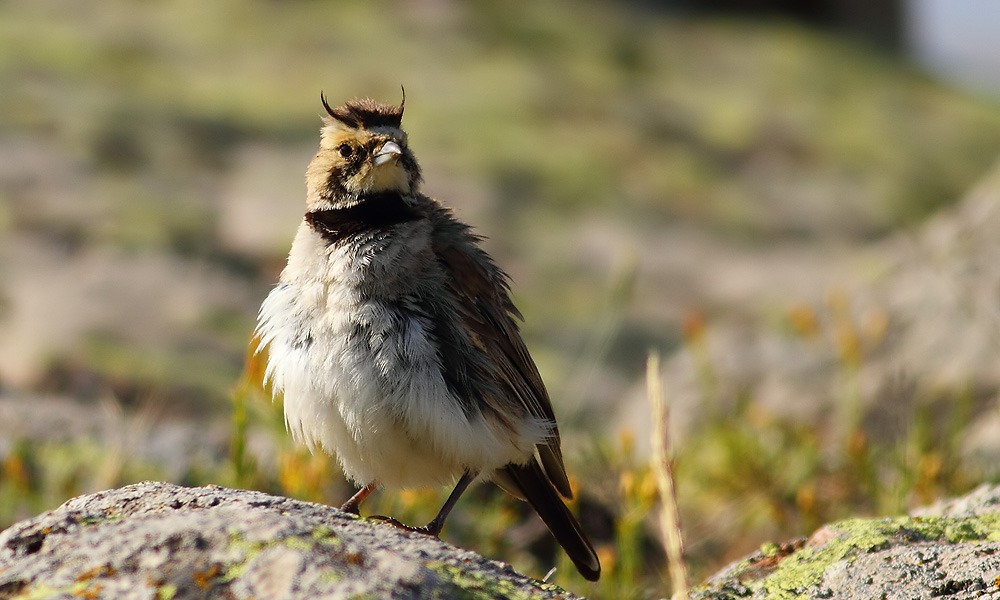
337 143 353 158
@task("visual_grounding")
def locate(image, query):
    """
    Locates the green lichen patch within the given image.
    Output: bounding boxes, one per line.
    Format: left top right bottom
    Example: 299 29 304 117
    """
426 562 572 600
220 531 268 583
310 525 340 544
759 542 782 558
226 524 343 558
8 583 62 600
731 514 1000 599
220 527 355 587
281 536 316 552
155 583 177 600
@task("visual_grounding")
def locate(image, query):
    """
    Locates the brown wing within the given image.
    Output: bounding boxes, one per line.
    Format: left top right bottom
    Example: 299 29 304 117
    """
430 208 573 499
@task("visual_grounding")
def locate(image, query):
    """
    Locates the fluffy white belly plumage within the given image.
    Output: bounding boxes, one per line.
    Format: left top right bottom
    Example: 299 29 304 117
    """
256 228 542 490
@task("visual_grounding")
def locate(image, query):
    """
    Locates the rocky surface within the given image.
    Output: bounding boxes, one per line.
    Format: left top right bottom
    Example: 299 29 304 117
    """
3 482 1000 599
0 482 580 600
689 484 1000 600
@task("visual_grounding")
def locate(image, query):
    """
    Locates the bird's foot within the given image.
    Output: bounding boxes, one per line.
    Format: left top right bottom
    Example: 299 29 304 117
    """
368 515 442 537
339 502 361 515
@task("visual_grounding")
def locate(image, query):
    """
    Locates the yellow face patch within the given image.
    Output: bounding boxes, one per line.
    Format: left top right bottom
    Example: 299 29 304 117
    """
364 158 408 193
317 124 410 195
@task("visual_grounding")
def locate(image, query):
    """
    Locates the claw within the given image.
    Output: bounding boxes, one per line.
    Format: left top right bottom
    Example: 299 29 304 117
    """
368 515 441 537
362 472 475 539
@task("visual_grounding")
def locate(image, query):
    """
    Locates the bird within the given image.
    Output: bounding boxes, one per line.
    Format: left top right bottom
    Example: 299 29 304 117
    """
255 91 601 581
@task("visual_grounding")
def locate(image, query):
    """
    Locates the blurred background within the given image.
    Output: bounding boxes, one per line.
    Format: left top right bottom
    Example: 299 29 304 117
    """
2 0 1000 597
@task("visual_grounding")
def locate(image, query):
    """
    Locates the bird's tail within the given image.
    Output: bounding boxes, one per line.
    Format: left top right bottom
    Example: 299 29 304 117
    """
497 458 601 581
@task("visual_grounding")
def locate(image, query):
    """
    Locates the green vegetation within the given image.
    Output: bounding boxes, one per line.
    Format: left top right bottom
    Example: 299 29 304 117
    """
2 1 1000 599
3 323 986 599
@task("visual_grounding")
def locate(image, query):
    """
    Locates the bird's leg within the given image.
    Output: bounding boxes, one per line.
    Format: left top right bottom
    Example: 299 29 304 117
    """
341 482 377 515
369 470 477 537
422 470 477 535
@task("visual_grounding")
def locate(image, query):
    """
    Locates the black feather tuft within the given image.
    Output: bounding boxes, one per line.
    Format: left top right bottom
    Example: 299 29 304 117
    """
321 92 404 129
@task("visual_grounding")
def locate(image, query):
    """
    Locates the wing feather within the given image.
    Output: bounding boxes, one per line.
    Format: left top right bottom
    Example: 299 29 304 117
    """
430 208 573 498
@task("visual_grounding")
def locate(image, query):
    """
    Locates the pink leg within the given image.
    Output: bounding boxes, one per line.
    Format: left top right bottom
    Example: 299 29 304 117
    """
341 482 377 515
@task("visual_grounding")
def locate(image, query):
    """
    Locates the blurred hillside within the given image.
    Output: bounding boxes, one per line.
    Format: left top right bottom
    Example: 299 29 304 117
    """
3 0 999 412
2 1 1000 596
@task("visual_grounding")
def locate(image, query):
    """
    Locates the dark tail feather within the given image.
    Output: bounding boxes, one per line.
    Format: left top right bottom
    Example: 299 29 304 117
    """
500 458 601 581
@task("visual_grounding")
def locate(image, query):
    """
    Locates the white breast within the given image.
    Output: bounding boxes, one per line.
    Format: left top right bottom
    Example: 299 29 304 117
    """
255 222 544 489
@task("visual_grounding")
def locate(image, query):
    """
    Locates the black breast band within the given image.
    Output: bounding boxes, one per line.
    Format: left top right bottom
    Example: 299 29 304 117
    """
305 193 422 244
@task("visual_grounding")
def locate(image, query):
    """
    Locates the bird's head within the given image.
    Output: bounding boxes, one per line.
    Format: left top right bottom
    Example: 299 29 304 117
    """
306 92 422 209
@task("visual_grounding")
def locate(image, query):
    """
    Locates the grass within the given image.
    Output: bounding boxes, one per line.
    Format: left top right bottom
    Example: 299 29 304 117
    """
647 352 689 599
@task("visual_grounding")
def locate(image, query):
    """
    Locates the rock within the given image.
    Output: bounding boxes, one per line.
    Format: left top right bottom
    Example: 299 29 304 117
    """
4 483 1000 599
0 481 581 600
621 160 1000 468
913 484 1000 519
689 484 1000 600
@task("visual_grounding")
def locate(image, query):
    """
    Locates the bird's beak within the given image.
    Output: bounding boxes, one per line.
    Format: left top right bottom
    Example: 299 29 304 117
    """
373 141 403 166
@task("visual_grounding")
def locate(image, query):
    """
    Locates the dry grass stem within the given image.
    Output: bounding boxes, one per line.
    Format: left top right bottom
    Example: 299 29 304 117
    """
647 352 689 600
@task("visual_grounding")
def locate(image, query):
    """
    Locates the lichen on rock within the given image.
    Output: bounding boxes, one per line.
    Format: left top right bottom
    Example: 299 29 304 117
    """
0 482 582 600
690 484 1000 600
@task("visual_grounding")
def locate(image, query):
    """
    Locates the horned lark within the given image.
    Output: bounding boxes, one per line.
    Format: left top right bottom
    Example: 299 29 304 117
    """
256 93 600 581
